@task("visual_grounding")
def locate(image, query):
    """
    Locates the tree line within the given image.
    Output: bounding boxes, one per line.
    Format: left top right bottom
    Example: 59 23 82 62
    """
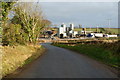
1 2 51 46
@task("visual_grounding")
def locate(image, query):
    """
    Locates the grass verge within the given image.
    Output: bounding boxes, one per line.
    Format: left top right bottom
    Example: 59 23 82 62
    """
52 42 120 69
1 44 45 78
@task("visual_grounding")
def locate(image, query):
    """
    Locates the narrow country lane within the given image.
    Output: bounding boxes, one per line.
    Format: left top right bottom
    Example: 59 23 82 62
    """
9 43 117 78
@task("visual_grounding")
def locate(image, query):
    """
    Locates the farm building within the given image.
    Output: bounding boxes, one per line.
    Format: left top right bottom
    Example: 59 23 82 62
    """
57 23 77 38
57 23 118 38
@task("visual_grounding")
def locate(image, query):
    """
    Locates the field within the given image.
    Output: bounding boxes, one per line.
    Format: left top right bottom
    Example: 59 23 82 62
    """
74 28 120 34
53 41 120 69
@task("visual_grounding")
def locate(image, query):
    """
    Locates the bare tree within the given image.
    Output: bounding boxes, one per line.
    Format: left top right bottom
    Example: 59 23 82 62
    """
13 2 45 44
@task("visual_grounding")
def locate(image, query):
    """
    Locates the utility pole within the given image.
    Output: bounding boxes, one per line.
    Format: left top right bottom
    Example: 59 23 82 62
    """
96 26 98 33
107 19 112 30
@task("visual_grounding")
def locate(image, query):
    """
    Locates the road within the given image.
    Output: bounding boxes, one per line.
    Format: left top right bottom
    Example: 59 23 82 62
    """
10 43 117 78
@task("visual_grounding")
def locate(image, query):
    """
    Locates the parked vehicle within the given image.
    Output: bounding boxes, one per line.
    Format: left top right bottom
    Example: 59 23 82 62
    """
87 33 95 38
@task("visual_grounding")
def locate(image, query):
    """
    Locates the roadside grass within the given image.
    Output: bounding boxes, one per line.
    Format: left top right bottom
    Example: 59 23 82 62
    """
0 28 2 35
0 38 1 44
1 44 45 77
53 42 120 69
0 36 2 44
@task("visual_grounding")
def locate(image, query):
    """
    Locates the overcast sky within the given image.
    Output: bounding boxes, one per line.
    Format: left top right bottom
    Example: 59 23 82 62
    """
39 2 118 28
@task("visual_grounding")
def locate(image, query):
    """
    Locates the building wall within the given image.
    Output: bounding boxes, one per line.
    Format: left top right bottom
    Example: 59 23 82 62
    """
58 23 76 38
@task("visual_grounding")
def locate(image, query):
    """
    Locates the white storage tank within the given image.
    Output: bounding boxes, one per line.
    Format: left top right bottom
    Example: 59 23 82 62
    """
63 33 67 37
74 31 78 36
59 27 64 34
69 30 73 34
108 35 117 37
94 33 103 38
61 23 66 33
70 23 74 30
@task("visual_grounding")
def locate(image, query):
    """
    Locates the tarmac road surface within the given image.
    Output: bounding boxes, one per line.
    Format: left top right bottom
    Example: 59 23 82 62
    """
9 43 117 78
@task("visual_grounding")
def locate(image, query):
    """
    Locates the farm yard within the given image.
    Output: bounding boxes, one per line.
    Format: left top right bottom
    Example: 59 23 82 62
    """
49 25 119 39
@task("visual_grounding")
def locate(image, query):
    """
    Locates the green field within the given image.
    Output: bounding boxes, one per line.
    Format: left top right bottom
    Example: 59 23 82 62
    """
74 28 120 34
53 41 120 69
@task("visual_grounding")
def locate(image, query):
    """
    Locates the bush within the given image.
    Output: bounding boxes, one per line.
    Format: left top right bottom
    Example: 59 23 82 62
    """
2 24 28 46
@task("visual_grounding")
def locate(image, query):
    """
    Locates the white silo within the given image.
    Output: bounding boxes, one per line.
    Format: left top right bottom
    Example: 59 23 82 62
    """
61 23 66 33
57 23 67 38
58 26 64 38
70 23 74 31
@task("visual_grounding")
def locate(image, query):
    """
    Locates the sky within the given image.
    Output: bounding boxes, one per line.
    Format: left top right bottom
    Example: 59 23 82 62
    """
17 0 119 2
39 2 118 28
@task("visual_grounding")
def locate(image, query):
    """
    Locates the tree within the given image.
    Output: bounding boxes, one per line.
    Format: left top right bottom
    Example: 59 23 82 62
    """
1 2 15 46
12 2 50 44
2 2 51 46
1 2 15 21
42 19 51 27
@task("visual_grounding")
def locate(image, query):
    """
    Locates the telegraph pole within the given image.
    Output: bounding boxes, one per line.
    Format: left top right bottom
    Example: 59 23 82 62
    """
107 19 112 30
96 26 98 33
